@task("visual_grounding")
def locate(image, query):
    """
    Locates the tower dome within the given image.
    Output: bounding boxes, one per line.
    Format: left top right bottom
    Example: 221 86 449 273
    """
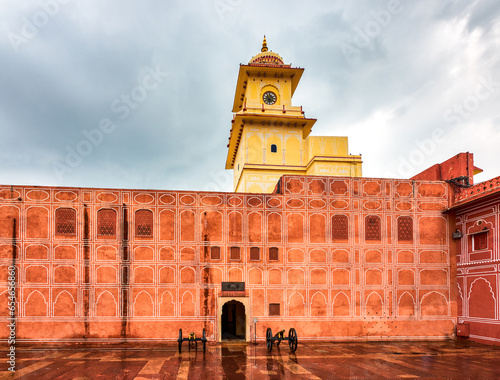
248 36 287 67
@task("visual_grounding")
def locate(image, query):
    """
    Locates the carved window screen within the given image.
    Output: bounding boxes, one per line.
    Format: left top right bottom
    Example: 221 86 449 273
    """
332 215 348 241
135 209 153 237
98 209 116 236
398 216 413 242
55 208 76 236
365 216 381 241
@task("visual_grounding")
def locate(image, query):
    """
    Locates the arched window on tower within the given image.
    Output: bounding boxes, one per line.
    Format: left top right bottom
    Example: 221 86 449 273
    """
270 144 277 153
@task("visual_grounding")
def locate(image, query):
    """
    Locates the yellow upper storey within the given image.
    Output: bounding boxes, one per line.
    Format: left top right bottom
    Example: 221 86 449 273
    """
226 37 362 193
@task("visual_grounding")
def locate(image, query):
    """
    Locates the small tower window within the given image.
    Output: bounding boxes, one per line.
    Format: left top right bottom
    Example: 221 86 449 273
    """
270 144 277 153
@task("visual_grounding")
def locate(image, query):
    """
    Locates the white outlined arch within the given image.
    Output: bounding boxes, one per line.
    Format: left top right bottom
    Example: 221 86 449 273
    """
397 291 416 317
95 245 117 261
95 290 118 317
25 265 49 284
397 268 415 286
159 266 176 284
133 265 154 284
180 266 196 284
95 265 118 285
332 291 352 317
309 213 326 244
24 290 48 317
53 265 77 284
180 290 196 317
288 291 306 317
248 267 263 285
331 268 350 286
287 268 305 285
267 268 282 286
365 268 383 286
53 290 76 317
420 291 449 317
201 266 222 284
365 291 384 317
228 266 244 282
310 291 328 317
133 290 155 317
159 290 175 317
310 268 327 286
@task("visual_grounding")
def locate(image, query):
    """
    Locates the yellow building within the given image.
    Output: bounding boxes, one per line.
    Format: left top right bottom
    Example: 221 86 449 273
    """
225 37 363 193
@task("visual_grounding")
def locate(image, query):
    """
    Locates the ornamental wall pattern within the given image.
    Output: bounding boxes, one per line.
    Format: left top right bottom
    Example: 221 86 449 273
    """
0 176 456 342
455 195 500 345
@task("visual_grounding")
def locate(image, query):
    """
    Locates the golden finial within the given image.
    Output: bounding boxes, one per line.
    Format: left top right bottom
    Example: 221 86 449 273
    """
261 35 268 52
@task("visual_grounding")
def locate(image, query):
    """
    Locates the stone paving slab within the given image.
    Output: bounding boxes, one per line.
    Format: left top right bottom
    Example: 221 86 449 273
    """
1 340 499 379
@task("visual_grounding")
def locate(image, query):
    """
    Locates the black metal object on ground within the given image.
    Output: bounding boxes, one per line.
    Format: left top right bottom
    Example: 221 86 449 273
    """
266 327 298 352
178 328 207 353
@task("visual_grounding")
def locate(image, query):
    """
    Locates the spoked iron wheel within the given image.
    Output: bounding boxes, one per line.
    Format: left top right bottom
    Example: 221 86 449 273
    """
266 328 273 352
288 328 297 352
178 329 183 353
202 328 206 353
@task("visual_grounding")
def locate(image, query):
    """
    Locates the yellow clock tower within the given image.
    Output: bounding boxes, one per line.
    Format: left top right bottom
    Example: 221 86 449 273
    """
225 37 363 193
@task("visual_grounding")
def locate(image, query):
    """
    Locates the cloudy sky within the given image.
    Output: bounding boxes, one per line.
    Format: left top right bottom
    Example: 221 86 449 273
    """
0 0 499 192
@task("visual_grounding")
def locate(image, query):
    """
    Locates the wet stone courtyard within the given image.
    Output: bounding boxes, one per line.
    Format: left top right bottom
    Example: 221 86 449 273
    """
1 340 500 379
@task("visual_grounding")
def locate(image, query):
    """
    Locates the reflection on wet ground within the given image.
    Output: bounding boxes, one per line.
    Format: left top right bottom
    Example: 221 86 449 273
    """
1 339 499 379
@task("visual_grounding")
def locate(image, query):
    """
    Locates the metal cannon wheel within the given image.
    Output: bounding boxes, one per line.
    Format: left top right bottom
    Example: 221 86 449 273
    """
178 329 183 353
266 327 273 352
288 328 298 352
202 328 206 353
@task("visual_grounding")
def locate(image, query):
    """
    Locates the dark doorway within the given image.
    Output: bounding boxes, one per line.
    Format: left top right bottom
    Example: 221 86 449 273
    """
221 300 246 340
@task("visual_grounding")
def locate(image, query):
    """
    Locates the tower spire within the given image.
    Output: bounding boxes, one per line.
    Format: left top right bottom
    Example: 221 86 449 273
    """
261 35 268 52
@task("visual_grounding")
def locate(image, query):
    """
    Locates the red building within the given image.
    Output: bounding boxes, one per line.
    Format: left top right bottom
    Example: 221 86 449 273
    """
448 176 500 345
411 152 500 345
0 174 460 343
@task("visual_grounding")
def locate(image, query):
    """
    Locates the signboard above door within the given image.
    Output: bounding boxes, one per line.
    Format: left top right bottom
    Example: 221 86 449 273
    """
221 282 246 297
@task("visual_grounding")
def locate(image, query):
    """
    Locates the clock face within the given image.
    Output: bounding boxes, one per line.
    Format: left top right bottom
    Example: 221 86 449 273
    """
263 91 277 105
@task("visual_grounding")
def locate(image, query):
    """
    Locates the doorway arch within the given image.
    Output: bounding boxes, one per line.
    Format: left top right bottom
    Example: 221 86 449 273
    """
217 297 250 342
221 300 246 340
